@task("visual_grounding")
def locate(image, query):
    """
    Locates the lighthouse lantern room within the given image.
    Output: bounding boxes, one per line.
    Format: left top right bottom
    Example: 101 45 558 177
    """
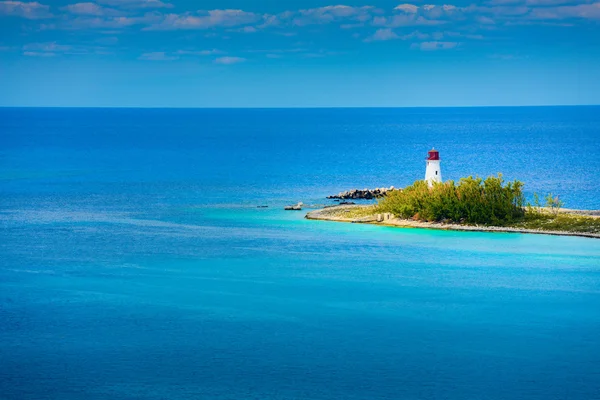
425 148 442 187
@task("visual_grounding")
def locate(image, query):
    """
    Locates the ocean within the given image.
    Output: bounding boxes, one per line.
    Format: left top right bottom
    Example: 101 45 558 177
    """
1 107 600 399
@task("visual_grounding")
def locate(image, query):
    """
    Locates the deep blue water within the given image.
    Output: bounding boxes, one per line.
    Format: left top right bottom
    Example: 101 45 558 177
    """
1 107 600 400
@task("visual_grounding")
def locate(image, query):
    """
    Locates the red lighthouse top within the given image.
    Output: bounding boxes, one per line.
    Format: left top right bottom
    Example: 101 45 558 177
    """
427 149 440 161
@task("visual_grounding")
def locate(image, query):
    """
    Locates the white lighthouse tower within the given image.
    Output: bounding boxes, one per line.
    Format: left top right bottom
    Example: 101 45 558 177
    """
425 148 442 187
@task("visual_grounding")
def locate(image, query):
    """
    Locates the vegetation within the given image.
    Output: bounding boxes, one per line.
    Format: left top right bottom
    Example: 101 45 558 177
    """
516 212 600 234
522 195 600 234
316 174 600 236
377 174 525 225
340 204 378 219
527 192 564 216
319 204 377 219
368 173 600 234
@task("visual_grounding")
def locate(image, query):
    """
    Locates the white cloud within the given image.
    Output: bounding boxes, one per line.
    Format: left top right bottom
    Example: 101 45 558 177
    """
364 28 437 42
63 2 122 16
292 5 377 26
56 13 159 30
395 4 419 13
236 25 257 33
246 47 306 54
145 9 260 30
476 15 497 24
364 28 400 41
138 51 177 60
528 2 600 19
401 30 431 40
23 50 56 56
340 22 365 28
257 14 280 28
21 41 112 56
411 41 460 50
96 0 172 9
437 31 484 40
214 56 246 64
464 1 600 21
487 0 594 5
6 0 600 43
465 4 530 16
374 14 447 27
175 49 222 56
371 3 461 27
421 4 461 19
485 0 520 4
0 1 51 19
23 42 72 51
302 5 369 18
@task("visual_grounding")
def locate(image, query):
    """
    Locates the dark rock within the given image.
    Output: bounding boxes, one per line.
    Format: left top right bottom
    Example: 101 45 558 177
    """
285 202 303 211
327 186 397 200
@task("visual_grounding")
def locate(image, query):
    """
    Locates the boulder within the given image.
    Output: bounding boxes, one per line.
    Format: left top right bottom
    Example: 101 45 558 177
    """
327 186 398 200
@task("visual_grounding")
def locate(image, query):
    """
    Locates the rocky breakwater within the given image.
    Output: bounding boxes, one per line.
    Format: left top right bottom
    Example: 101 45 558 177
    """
327 187 396 200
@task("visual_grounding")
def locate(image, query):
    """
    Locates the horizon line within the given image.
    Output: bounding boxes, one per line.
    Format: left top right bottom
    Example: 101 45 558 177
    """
1 104 599 110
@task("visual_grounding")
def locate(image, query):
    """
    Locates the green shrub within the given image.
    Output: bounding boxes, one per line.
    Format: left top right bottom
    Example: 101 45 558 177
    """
378 174 525 225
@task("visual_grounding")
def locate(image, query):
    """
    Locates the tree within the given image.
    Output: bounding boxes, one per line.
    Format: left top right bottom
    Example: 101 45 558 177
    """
545 193 564 216
377 173 526 225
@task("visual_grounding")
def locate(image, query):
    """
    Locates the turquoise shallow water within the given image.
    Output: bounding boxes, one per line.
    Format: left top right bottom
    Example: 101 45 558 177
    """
1 107 600 399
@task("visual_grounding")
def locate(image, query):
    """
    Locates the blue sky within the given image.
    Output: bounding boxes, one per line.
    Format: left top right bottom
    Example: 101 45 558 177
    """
1 0 599 107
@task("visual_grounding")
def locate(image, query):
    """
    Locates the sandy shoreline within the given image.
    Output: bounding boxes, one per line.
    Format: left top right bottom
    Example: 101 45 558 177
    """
306 205 600 239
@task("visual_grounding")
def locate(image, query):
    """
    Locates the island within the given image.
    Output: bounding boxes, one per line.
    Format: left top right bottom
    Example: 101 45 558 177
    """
307 175 600 239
